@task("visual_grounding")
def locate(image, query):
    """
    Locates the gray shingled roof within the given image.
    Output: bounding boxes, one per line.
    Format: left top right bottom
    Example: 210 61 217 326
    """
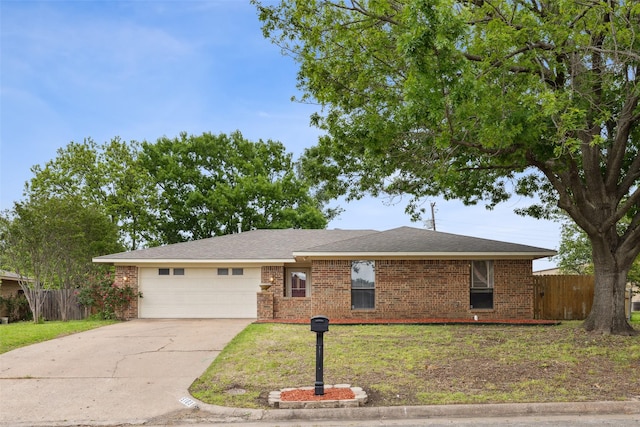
296 226 554 255
93 229 377 262
94 227 555 264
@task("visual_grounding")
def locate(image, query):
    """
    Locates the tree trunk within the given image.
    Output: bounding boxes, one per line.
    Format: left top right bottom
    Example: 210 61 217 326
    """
20 286 45 323
583 242 636 335
55 288 76 321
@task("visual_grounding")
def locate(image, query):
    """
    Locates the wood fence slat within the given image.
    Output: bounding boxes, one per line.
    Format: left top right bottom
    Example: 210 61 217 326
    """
39 290 87 321
533 275 594 320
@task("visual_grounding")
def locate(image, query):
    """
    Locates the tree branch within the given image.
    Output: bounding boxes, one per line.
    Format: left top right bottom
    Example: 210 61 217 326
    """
326 1 400 26
607 91 640 195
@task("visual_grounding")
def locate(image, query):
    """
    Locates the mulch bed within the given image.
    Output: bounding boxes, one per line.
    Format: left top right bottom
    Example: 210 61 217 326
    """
256 318 560 326
280 387 355 401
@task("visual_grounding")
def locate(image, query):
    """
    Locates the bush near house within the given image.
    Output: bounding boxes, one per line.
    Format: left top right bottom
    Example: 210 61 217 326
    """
0 293 31 322
76 275 141 320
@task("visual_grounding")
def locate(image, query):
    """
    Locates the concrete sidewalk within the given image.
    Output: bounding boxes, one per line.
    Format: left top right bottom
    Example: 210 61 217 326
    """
0 319 252 426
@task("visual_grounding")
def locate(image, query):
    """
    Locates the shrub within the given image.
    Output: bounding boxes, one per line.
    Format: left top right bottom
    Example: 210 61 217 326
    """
77 274 141 320
0 293 32 322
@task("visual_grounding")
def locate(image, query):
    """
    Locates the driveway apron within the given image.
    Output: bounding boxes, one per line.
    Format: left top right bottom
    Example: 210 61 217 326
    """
0 318 252 426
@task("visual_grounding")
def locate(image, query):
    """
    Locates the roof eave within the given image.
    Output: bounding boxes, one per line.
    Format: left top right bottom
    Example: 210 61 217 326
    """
92 258 295 265
293 251 557 261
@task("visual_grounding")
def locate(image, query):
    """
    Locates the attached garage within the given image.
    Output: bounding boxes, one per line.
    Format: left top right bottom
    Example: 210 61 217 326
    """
93 230 379 320
138 267 260 318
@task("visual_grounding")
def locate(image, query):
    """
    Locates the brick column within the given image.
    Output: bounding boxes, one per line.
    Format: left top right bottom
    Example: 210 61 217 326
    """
114 265 139 320
258 291 274 320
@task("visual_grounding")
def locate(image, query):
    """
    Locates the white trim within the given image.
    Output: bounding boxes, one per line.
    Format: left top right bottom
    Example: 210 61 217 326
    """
93 258 294 265
293 251 556 260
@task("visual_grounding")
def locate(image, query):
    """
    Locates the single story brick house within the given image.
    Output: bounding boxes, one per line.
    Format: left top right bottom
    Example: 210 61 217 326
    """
93 226 555 321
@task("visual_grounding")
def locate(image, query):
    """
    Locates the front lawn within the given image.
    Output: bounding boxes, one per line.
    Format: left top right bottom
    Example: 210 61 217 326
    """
0 319 117 354
190 321 640 408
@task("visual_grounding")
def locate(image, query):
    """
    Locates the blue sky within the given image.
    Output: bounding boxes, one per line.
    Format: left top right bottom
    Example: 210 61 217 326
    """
0 0 560 269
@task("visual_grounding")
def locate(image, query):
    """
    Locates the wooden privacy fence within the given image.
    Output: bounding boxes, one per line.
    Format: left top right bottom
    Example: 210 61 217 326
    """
40 290 88 321
533 275 594 320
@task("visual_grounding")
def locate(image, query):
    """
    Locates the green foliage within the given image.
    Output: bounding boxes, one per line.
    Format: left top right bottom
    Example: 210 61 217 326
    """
26 138 155 250
25 132 334 248
0 293 31 322
556 218 640 286
139 131 329 244
255 0 640 334
76 274 141 320
2 196 123 288
555 220 595 275
0 196 123 322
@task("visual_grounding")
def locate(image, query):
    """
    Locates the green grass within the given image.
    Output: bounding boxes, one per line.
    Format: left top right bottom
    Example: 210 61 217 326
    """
190 321 640 409
0 319 117 354
632 312 640 323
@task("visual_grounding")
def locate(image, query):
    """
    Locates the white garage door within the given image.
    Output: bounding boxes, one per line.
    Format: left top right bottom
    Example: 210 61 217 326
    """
138 267 259 318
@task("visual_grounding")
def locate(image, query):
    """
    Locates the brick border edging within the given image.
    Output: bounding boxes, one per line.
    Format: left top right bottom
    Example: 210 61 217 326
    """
268 384 368 409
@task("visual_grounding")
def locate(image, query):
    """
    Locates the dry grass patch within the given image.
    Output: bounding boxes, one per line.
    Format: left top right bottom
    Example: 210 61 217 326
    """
190 321 640 408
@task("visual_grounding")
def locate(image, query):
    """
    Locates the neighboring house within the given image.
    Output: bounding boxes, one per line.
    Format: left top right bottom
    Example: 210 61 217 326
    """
0 270 26 318
533 267 562 275
93 226 556 320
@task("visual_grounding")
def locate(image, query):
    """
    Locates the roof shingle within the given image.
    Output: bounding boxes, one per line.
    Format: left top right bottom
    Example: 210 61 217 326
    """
93 227 556 263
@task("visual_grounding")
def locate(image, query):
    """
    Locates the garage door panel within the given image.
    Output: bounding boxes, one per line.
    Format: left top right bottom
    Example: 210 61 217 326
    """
139 267 259 318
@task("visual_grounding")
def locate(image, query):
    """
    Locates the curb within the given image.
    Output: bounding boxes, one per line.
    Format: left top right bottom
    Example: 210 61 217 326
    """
194 400 640 423
11 400 637 426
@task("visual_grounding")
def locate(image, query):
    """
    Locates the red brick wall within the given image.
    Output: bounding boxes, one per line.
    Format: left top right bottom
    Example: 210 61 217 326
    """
260 259 534 320
260 265 315 320
113 266 139 320
493 259 534 319
257 291 274 320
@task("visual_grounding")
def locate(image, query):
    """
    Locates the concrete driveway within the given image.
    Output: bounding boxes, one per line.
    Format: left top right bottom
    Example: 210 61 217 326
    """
0 318 253 426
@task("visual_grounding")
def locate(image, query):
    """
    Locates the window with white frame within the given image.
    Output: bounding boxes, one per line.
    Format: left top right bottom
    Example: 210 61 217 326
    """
285 268 310 297
470 260 494 309
351 260 375 309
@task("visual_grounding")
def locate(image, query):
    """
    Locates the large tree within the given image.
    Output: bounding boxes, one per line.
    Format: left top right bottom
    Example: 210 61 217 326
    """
27 138 154 250
0 196 123 321
255 0 640 334
556 218 640 286
139 131 330 243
